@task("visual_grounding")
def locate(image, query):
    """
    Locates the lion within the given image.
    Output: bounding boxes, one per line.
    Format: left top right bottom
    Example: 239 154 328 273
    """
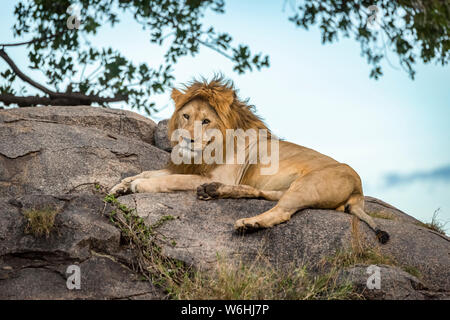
110 76 390 244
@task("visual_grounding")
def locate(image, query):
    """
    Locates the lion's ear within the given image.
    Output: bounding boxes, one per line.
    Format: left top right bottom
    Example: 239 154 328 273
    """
171 88 183 106
209 89 234 115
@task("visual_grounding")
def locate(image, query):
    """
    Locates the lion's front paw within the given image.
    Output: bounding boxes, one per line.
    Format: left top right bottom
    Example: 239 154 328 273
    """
109 177 133 196
196 182 223 200
234 218 262 233
109 183 128 196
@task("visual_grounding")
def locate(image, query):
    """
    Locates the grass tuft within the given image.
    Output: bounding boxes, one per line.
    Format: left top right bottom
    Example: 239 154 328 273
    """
23 207 59 238
402 265 421 279
367 211 394 220
415 208 448 235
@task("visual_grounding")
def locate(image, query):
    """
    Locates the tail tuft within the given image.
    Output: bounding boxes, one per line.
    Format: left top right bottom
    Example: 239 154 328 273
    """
375 228 390 244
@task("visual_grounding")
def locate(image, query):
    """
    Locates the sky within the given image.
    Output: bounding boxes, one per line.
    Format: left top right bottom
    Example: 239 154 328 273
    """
1 1 449 231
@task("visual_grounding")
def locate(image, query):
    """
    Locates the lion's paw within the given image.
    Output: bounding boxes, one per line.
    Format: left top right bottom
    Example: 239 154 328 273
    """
109 179 132 196
234 218 262 233
196 182 223 200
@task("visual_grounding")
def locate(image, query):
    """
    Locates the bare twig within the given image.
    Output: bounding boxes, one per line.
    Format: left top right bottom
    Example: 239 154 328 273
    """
0 31 66 48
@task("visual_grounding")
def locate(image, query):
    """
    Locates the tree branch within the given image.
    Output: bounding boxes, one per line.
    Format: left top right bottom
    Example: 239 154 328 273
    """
0 31 66 48
0 48 127 107
0 48 58 96
198 39 234 60
0 94 126 107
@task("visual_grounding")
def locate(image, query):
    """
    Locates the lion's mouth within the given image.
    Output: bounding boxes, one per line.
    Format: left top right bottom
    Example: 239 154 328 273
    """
179 138 213 153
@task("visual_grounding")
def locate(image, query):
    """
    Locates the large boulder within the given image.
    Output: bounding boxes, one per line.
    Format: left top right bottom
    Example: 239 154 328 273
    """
0 106 448 299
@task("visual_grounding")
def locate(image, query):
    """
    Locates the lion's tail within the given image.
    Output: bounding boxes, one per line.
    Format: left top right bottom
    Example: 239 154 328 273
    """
345 195 390 244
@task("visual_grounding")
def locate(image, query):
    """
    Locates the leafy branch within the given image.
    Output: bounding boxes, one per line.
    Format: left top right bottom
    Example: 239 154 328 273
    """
0 0 270 114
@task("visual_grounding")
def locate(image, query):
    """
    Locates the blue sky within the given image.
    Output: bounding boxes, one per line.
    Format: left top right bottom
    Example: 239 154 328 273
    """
1 1 449 230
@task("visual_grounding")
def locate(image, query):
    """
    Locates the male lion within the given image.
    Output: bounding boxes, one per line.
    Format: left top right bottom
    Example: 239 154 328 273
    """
110 77 390 244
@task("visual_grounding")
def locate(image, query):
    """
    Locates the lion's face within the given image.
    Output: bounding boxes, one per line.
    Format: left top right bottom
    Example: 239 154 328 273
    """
171 98 222 158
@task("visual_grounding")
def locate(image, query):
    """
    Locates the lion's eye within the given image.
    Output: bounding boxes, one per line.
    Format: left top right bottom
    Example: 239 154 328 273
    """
183 114 189 120
202 119 210 125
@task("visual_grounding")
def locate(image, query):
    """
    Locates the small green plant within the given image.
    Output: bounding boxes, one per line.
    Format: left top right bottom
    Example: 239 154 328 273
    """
415 208 448 235
151 215 176 229
104 194 184 289
23 207 59 238
402 265 421 279
104 194 119 205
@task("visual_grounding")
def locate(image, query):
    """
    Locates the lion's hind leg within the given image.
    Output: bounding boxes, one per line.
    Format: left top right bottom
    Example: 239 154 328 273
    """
234 165 355 232
197 182 284 201
234 166 390 244
235 203 298 231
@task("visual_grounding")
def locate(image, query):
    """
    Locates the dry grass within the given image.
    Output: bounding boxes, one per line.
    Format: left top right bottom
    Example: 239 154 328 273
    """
327 216 421 279
402 265 421 279
367 211 395 220
415 208 448 235
23 207 59 238
167 217 367 300
332 216 397 267
323 244 396 270
169 255 357 300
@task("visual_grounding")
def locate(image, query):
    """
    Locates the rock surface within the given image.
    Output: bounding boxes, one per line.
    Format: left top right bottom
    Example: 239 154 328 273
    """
0 106 449 300
339 265 449 300
154 119 172 152
0 109 168 197
0 105 157 144
0 194 162 299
